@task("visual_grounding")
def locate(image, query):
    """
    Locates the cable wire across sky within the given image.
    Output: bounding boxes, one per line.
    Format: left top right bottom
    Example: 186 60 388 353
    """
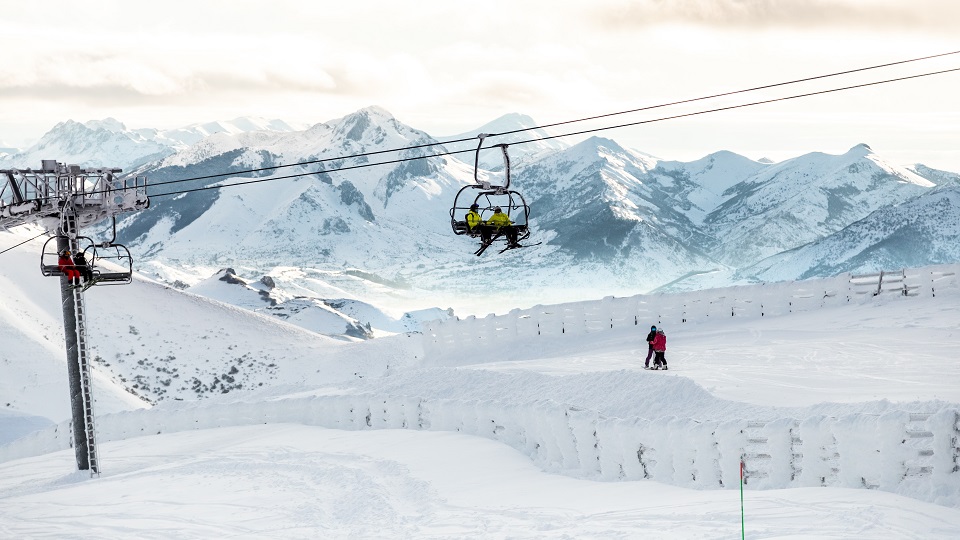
147 62 960 199
2 50 959 257
142 49 960 192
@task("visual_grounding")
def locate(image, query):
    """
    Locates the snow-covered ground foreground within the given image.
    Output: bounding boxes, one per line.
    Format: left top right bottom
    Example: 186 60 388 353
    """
4 425 960 539
2 228 960 537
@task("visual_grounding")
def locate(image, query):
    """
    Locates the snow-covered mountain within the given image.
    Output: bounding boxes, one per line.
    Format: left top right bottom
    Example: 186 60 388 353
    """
0 117 306 172
517 136 720 282
119 106 466 274
438 112 569 169
146 117 307 148
741 186 960 282
0 119 172 171
187 267 450 339
910 163 960 187
0 233 418 414
6 108 960 312
698 144 935 266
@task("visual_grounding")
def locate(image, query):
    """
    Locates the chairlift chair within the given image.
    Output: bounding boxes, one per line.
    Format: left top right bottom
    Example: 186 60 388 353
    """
449 136 531 245
39 217 134 286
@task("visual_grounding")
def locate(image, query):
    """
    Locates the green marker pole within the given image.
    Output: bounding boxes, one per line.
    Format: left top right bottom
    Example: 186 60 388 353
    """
740 459 746 540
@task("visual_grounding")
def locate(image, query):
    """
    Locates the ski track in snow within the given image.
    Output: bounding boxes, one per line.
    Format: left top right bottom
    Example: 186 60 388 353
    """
3 425 960 539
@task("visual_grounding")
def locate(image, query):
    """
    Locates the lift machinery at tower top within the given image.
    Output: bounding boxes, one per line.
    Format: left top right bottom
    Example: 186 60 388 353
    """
0 160 148 228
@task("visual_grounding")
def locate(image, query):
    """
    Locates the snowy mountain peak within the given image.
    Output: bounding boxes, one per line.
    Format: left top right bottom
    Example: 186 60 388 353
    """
473 112 540 134
564 136 658 171
0 119 173 170
84 118 127 133
837 142 878 162
701 149 762 164
440 112 568 168
332 106 402 143
181 117 300 138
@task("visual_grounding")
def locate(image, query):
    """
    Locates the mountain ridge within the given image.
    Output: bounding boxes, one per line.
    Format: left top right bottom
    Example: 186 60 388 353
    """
5 107 959 317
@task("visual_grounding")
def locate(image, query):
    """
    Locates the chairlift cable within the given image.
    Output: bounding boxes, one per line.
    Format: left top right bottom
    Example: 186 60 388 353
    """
491 49 960 138
140 50 960 191
149 146 478 198
503 67 960 147
147 66 960 199
0 231 46 255
2 62 958 259
141 135 479 188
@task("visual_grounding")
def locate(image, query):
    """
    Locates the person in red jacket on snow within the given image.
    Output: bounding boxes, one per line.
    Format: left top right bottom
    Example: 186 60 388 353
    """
650 329 668 370
58 250 82 286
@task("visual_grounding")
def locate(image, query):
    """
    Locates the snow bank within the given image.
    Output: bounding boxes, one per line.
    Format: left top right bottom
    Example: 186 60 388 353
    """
423 263 960 362
3 393 958 507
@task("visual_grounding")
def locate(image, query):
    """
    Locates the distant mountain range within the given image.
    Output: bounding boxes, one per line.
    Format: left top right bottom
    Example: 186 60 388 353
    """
4 107 959 336
0 116 307 171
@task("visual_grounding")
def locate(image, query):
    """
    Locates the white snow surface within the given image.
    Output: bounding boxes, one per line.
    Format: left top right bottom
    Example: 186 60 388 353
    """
2 229 960 537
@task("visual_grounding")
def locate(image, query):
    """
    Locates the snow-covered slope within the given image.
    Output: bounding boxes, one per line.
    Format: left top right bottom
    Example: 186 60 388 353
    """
701 144 935 265
5 108 960 537
186 268 444 339
0 229 422 433
649 150 771 224
0 230 149 426
742 186 960 281
1 245 959 536
514 136 721 289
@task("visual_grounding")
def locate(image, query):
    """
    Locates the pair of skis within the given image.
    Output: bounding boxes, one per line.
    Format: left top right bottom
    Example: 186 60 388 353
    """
474 231 540 256
67 277 100 292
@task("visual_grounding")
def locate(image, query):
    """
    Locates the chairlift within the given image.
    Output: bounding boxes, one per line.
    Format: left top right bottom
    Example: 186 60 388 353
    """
449 136 531 249
39 217 134 286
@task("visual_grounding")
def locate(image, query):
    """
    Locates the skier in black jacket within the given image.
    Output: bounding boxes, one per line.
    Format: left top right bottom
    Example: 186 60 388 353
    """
644 325 657 368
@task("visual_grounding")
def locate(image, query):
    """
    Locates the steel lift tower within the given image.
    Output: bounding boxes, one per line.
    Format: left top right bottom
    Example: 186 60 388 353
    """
0 160 148 474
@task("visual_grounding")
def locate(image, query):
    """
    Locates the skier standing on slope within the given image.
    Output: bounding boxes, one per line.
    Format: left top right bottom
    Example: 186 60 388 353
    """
651 328 668 370
644 325 657 368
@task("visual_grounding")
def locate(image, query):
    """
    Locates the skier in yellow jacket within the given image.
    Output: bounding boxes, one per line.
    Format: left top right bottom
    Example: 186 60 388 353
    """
465 204 483 231
486 207 519 247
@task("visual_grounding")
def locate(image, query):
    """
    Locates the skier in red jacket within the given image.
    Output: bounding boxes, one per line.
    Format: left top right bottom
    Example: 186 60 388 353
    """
58 250 82 286
650 329 668 370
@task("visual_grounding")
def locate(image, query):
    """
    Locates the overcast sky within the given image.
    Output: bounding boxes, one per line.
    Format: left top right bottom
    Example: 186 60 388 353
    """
2 0 958 170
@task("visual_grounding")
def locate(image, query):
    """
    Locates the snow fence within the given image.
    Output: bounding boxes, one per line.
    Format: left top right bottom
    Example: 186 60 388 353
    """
2 395 959 507
422 263 960 362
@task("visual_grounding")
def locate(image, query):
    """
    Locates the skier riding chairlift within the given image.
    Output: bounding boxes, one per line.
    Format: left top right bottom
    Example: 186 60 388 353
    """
449 135 534 256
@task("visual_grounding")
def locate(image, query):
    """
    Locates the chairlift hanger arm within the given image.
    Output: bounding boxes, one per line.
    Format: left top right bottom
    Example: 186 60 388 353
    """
473 134 488 185
472 134 512 190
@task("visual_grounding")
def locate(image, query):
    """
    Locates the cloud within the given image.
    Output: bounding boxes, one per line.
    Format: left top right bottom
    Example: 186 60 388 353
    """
591 0 960 31
0 47 346 106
